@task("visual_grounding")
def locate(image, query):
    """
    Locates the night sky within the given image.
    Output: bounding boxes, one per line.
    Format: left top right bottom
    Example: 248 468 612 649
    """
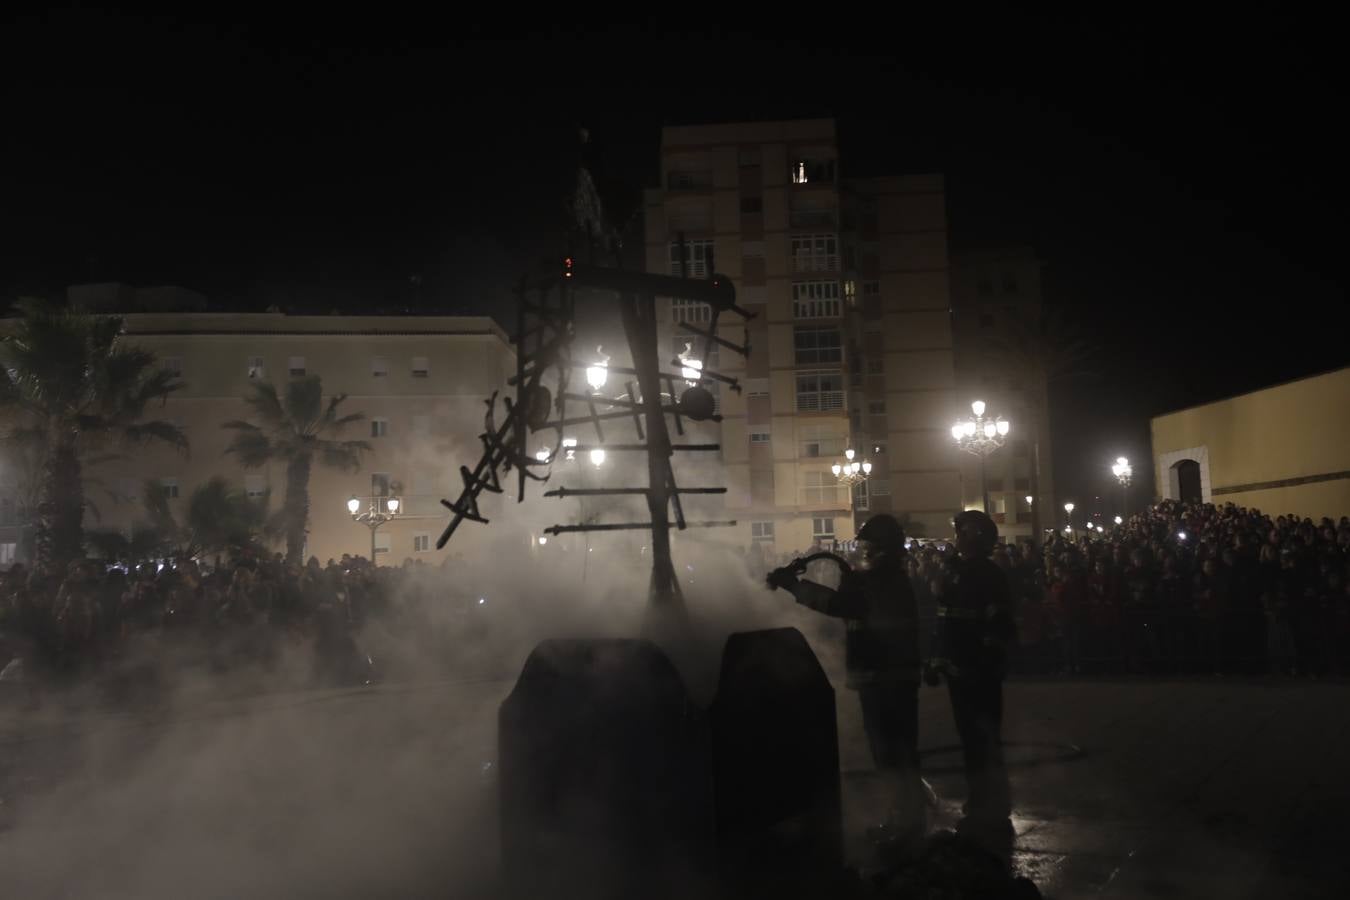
4 14 1345 514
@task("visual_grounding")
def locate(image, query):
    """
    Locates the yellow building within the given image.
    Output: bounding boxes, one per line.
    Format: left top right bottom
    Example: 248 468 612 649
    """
645 119 960 553
1150 366 1350 520
4 308 515 566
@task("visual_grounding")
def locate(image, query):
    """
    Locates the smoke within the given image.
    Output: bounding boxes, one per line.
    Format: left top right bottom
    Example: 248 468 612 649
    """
0 490 854 899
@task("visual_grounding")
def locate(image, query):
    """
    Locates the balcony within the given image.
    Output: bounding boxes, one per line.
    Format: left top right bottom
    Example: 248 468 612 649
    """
791 254 839 274
795 391 845 413
789 208 838 230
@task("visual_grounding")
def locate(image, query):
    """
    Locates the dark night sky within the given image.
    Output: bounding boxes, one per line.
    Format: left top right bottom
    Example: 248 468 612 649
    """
3 13 1345 513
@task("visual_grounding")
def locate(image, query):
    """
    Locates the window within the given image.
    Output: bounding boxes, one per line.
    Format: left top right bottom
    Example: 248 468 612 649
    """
869 479 891 497
863 281 880 297
791 281 842 318
0 543 14 566
244 475 266 500
993 496 1008 515
667 169 712 190
802 472 843 507
742 241 765 259
852 480 869 511
750 469 775 503
866 358 884 375
794 326 842 365
867 400 886 415
373 532 391 556
749 431 771 444
412 415 430 436
739 196 763 214
671 298 712 324
411 357 430 377
371 357 389 377
751 521 775 542
812 517 836 540
247 356 265 380
791 159 836 184
163 356 184 375
843 280 857 307
160 477 179 499
372 473 391 496
413 533 431 553
795 371 844 412
669 239 714 278
791 234 838 272
842 244 857 270
371 418 389 438
799 424 845 459
288 356 306 377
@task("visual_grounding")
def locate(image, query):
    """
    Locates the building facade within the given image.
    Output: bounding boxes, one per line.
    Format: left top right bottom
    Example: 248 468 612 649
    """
950 248 1055 543
1151 366 1350 521
644 119 961 554
2 308 515 567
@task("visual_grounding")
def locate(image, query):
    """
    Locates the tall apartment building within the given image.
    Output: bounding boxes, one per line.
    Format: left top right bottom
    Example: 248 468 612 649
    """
644 119 961 553
950 249 1054 543
1 300 515 566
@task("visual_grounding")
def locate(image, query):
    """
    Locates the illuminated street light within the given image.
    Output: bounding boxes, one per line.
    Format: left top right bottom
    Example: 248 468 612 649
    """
1063 501 1075 530
1114 515 1123 525
952 399 1011 514
1025 495 1034 505
590 447 606 468
1112 455 1133 519
347 494 402 566
832 447 872 488
536 447 551 464
538 536 548 546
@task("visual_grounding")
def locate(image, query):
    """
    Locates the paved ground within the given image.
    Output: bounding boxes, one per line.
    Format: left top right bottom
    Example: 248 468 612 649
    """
3 671 1349 898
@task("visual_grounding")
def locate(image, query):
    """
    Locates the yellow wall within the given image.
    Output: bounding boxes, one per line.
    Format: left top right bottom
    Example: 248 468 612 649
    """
1150 367 1350 520
44 313 516 566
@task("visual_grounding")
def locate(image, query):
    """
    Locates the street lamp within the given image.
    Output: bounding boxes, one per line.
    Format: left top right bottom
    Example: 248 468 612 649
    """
348 494 402 565
1063 501 1075 530
1112 455 1133 518
1114 515 1123 525
831 447 872 487
952 399 1010 514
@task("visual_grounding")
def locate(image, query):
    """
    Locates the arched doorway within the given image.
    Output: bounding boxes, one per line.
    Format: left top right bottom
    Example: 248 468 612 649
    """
1172 459 1202 503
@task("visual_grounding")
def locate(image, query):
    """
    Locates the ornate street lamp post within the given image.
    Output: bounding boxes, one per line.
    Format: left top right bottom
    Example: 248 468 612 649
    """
348 494 401 565
952 400 1010 514
1112 456 1133 519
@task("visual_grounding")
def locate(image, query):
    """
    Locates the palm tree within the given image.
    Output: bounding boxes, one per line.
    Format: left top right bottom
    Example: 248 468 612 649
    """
0 299 187 567
222 375 369 564
983 305 1096 543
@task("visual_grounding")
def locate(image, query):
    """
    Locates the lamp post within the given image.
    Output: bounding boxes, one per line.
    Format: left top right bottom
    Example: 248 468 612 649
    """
831 447 872 487
1063 501 1075 532
952 399 1010 514
348 494 401 565
1111 456 1133 519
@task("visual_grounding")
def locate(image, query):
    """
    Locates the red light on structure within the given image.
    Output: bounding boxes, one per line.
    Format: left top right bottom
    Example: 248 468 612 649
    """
563 257 574 278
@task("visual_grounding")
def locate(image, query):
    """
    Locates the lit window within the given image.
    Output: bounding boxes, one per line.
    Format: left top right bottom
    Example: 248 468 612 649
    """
288 356 306 377
372 357 389 377
411 357 429 377
371 418 389 438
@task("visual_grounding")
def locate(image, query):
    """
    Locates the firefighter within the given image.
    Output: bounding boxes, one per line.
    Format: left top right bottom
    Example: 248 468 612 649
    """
926 509 1015 842
766 514 925 844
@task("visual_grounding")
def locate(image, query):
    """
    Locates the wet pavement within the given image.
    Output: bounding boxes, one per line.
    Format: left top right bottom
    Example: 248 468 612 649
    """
840 678 1350 898
3 675 1349 898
